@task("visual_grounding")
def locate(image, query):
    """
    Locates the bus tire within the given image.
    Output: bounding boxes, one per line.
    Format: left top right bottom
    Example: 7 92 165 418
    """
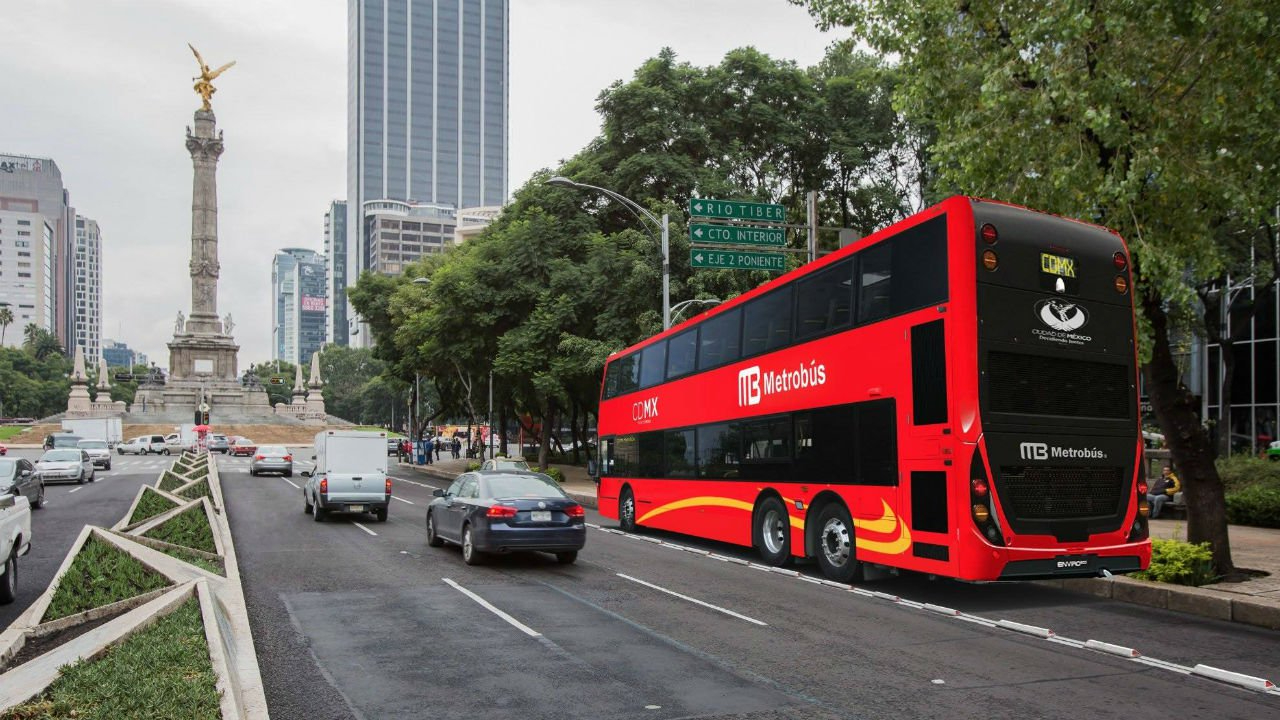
814 502 862 583
754 495 791 566
618 487 637 533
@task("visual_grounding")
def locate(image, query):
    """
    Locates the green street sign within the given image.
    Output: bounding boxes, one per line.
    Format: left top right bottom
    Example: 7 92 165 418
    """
689 223 785 247
690 249 787 273
689 198 786 222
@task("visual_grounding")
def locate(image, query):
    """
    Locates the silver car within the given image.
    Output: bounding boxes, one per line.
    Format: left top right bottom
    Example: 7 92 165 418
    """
35 449 95 485
249 445 293 477
78 439 112 470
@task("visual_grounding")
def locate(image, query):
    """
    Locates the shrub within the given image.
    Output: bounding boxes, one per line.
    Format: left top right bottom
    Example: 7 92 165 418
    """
1132 538 1215 586
176 480 210 501
43 537 171 622
1215 455 1280 494
144 506 216 554
13 599 221 719
158 471 187 492
1225 484 1280 529
466 462 481 471
128 489 178 526
186 464 209 480
541 467 565 484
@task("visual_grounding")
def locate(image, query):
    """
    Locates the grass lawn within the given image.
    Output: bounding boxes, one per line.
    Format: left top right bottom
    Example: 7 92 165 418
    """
157 471 188 492
7 598 221 719
128 490 179 526
43 537 171 623
143 506 216 554
176 481 210 501
0 426 30 442
153 545 223 576
351 425 402 437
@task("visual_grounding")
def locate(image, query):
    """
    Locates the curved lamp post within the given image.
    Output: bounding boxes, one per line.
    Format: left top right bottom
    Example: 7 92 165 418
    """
545 176 671 330
669 297 721 325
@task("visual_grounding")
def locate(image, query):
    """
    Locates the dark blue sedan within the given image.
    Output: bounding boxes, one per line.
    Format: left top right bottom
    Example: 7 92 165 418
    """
427 470 586 565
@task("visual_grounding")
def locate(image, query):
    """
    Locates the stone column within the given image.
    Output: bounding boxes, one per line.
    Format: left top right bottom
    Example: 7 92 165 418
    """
185 110 224 336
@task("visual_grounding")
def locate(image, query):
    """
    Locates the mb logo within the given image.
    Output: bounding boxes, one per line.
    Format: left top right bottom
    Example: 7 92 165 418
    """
1019 442 1048 460
738 366 761 407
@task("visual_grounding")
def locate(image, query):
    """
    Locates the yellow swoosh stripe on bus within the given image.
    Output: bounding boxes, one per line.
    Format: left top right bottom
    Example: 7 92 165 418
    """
853 500 911 555
638 496 756 524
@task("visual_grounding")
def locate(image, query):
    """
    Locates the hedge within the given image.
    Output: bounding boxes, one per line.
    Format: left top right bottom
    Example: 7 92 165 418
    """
1132 538 1215 586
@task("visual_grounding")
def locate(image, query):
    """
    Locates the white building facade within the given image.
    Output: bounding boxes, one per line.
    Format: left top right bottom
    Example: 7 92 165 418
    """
74 215 103 362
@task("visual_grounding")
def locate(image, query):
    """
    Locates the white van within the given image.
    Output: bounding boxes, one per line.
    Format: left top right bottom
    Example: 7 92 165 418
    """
302 431 391 522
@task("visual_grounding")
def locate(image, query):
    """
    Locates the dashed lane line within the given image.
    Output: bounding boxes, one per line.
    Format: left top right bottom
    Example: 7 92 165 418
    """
617 572 767 626
352 522 378 536
584 522 1280 696
68 487 82 494
391 496 416 505
443 578 542 638
281 477 300 489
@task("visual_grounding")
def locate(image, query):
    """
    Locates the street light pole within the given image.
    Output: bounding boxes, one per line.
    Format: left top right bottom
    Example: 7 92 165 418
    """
545 176 671 329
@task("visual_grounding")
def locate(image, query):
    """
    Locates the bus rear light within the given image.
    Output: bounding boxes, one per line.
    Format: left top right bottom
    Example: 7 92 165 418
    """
1113 251 1128 270
1114 275 1128 293
487 505 517 518
982 250 999 270
972 504 990 523
1137 481 1148 495
971 478 989 497
1138 499 1150 518
985 526 1001 543
981 223 998 244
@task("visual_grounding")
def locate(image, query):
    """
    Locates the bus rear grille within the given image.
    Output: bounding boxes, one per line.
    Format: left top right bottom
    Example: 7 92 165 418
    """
987 352 1131 419
997 466 1125 520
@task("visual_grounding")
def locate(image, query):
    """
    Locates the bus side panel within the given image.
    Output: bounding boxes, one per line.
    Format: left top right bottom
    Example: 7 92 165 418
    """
629 479 758 548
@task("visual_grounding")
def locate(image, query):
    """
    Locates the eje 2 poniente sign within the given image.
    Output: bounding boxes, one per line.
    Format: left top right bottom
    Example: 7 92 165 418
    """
691 249 786 273
689 223 785 247
689 198 786 222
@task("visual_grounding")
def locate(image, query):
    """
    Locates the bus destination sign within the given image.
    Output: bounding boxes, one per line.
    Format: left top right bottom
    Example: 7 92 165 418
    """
691 249 787 273
689 223 785 247
689 198 786 223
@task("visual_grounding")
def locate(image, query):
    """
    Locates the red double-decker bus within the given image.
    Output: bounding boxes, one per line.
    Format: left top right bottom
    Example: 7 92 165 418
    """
595 196 1151 582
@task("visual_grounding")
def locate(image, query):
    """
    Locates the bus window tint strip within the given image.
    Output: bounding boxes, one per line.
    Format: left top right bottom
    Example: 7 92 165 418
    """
639 341 667 389
795 258 854 340
698 307 742 371
666 328 698 380
742 286 793 358
602 399 898 486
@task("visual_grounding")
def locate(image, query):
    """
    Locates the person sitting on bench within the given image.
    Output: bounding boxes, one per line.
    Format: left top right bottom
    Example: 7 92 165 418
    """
1147 465 1181 519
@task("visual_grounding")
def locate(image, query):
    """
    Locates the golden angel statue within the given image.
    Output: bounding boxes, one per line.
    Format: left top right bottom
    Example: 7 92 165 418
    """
189 43 235 111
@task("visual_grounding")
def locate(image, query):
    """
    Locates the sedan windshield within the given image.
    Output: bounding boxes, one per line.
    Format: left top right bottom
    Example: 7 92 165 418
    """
0 459 15 481
78 440 108 449
41 450 81 463
484 473 565 499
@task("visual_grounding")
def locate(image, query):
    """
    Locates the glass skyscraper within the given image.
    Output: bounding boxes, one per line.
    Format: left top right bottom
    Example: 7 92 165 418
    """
346 0 508 280
272 248 328 366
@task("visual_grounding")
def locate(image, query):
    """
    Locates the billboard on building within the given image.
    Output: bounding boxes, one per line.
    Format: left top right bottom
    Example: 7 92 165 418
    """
301 295 327 313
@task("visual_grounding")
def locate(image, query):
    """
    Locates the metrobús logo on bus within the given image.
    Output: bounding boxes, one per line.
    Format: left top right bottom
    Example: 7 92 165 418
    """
631 397 659 424
738 360 827 407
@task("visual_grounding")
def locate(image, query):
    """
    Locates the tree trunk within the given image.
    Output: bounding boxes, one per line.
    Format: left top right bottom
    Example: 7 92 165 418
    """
537 401 553 470
1218 338 1234 458
1142 291 1236 576
569 401 580 465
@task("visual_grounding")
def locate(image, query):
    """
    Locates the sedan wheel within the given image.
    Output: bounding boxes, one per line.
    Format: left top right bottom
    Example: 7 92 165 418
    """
33 483 45 510
426 512 444 547
462 525 483 565
0 551 17 605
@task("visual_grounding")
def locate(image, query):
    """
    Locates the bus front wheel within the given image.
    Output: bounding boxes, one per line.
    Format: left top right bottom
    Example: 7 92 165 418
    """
619 488 637 533
814 502 862 583
754 496 791 566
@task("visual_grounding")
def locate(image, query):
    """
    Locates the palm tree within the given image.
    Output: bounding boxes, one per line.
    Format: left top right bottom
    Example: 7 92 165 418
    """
0 307 12 347
22 323 39 349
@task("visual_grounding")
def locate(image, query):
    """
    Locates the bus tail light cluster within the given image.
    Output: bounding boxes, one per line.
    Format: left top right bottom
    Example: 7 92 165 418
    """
1129 473 1150 542
970 453 1005 546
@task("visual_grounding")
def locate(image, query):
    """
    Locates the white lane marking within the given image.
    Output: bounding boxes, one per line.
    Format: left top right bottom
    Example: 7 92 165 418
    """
281 478 300 489
392 496 415 505
68 487 82 494
352 522 377 536
389 475 434 489
587 526 1280 694
616 573 768 626
443 578 542 638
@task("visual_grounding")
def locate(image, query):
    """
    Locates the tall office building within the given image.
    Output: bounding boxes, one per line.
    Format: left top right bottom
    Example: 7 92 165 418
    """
323 200 349 346
102 338 147 369
347 0 509 344
272 248 328 366
0 210 54 347
74 215 103 362
0 153 76 351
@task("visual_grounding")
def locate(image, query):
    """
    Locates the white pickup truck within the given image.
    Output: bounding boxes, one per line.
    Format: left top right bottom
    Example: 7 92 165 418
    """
0 492 32 604
303 430 391 523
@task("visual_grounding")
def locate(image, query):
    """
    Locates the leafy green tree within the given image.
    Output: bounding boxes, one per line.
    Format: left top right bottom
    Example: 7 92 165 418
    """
792 0 1280 575
249 361 298 408
0 346 72 419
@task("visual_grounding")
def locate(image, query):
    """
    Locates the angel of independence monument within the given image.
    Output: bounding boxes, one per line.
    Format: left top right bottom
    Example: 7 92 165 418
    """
133 45 319 422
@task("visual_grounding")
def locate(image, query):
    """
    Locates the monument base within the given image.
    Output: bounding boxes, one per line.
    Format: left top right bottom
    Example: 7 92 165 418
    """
168 331 238 382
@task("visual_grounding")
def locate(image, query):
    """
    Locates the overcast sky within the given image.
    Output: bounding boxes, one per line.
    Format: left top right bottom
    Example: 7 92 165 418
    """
2 0 836 365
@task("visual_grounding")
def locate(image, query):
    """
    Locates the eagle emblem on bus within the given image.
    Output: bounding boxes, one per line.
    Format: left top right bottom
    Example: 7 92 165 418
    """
1035 299 1088 332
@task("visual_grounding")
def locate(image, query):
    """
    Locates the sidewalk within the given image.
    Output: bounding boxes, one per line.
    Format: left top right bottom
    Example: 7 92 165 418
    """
391 456 1280 630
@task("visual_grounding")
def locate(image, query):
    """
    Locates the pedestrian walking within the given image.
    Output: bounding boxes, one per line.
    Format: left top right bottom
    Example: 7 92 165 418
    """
423 435 434 465
435 433 443 461
451 436 461 459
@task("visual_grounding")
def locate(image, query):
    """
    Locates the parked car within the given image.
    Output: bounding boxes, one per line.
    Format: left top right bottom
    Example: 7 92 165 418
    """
426 470 585 565
0 491 32 604
42 433 83 451
230 438 257 457
302 431 390 522
35 449 95 485
208 434 230 454
480 457 530 472
250 445 293 477
0 443 6 456
387 437 401 456
78 439 112 471
0 458 44 509
118 436 150 455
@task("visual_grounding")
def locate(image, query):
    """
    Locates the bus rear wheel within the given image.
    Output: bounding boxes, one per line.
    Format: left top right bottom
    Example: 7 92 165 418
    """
619 488 637 533
754 496 791 566
814 502 861 583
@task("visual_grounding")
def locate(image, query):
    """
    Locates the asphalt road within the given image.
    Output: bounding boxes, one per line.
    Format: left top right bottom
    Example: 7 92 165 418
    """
220 453 1280 720
0 449 171 628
